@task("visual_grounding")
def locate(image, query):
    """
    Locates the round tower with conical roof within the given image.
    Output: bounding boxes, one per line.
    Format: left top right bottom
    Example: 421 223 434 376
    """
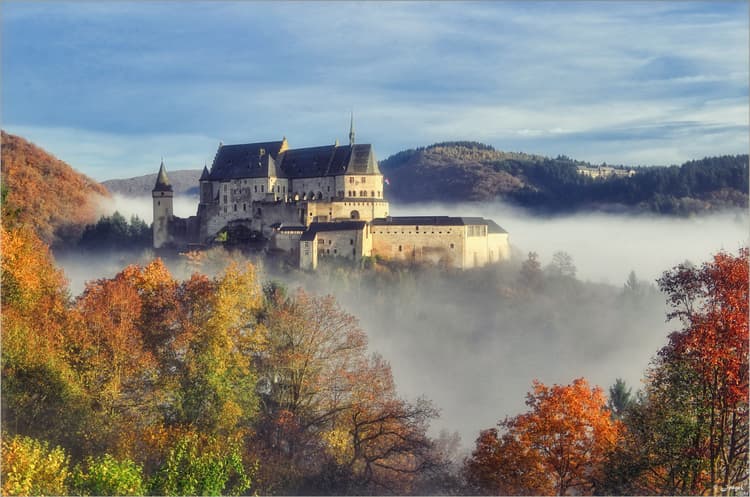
152 159 174 248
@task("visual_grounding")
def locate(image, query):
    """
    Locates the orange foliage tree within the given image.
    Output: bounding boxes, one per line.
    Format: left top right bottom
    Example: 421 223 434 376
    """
609 248 748 495
0 223 93 454
465 378 622 495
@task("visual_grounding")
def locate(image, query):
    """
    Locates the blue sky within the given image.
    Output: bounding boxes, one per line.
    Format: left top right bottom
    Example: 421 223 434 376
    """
2 1 748 180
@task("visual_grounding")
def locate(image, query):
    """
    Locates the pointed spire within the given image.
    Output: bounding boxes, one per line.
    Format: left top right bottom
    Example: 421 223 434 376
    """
349 111 355 146
200 163 210 181
153 159 173 192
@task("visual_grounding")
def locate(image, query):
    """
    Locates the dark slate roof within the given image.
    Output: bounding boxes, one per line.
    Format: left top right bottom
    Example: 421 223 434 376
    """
280 143 380 178
278 225 306 233
153 161 173 192
208 141 285 180
485 219 508 234
459 216 493 226
371 216 482 226
300 221 367 241
199 165 210 181
280 145 337 178
207 140 380 181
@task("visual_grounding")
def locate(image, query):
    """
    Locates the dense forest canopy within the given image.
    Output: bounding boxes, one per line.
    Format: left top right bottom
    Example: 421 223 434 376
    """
379 142 748 215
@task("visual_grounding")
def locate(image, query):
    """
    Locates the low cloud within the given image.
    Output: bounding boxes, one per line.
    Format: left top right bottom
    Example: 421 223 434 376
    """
55 201 748 446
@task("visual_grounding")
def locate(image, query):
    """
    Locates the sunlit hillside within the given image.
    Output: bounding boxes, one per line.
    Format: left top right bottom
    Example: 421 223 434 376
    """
1 131 109 246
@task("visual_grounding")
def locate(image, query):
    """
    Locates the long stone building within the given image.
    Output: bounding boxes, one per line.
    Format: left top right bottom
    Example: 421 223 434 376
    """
153 121 510 269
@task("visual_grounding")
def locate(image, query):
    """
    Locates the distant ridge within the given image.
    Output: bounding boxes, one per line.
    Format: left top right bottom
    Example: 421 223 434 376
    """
1 131 110 246
103 169 202 196
378 142 748 215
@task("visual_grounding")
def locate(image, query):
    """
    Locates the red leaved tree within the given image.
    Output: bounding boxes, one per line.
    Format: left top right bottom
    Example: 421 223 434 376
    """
655 248 749 494
465 378 622 495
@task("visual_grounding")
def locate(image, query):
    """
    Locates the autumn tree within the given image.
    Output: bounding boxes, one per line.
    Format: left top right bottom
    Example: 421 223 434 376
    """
606 249 749 495
252 286 439 494
0 223 94 454
465 378 622 495
325 354 439 494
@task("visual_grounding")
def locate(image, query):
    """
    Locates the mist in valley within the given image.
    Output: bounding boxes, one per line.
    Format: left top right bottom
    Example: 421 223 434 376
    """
57 197 749 450
97 193 199 224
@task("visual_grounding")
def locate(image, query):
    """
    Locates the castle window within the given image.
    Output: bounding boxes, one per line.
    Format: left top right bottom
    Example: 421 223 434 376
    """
450 243 455 249
349 177 354 184
261 185 264 192
257 208 262 215
398 245 402 252
328 240 332 245
224 184 227 192
333 249 337 254
233 204 237 211
224 206 227 213
223 195 227 204
243 203 246 211
371 191 374 197
361 177 366 182
350 239 353 245
254 185 258 193
377 191 380 197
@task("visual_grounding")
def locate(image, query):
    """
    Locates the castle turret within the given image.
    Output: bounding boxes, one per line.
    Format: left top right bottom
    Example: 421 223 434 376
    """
199 164 212 206
152 159 174 248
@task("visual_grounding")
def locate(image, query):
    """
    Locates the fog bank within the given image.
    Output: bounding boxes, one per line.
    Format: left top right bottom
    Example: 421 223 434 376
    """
56 199 749 446
393 201 749 284
98 193 199 223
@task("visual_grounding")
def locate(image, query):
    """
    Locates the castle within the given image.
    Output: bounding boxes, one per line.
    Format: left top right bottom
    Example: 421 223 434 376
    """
153 120 510 269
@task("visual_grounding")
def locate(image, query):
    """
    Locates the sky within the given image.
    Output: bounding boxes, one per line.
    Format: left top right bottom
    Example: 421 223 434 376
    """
2 1 748 181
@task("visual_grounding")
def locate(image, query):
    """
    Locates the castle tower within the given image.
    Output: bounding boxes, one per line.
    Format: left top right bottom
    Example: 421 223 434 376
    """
152 159 174 248
199 164 211 206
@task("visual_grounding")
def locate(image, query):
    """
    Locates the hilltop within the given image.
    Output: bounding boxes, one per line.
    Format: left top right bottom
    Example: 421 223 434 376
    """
379 142 748 215
1 131 110 246
103 169 201 197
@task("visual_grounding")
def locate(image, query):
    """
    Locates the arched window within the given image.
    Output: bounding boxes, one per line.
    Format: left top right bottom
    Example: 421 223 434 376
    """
350 210 360 219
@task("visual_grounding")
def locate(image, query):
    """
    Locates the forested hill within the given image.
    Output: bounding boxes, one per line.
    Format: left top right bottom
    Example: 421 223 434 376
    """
379 142 749 215
1 131 110 246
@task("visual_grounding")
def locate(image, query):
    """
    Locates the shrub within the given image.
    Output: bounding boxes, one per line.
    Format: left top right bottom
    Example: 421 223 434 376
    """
1 435 70 496
70 454 145 496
